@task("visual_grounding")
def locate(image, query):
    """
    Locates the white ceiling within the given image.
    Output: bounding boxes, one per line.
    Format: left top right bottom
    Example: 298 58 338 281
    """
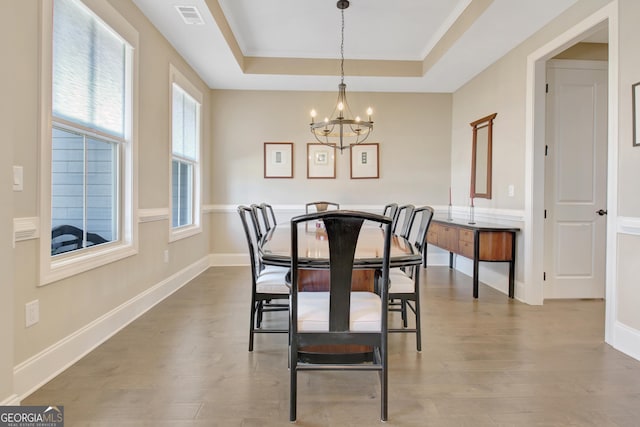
131 0 581 93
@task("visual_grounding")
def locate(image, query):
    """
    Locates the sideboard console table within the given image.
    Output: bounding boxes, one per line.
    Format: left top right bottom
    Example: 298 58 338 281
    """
426 218 520 299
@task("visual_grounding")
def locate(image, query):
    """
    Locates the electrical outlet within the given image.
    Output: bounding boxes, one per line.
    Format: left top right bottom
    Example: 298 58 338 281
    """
26 300 39 327
164 249 169 263
508 184 515 197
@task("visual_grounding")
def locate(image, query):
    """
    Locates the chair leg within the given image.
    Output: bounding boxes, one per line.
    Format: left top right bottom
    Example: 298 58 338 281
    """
257 301 264 328
414 297 422 352
290 351 297 421
249 298 257 352
401 300 408 328
380 346 388 422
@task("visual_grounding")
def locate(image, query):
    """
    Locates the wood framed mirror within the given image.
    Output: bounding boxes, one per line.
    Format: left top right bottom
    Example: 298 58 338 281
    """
470 113 497 199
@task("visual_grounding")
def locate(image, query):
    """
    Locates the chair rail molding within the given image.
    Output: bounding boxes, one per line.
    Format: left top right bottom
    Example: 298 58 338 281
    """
13 217 39 246
137 208 169 223
617 216 640 235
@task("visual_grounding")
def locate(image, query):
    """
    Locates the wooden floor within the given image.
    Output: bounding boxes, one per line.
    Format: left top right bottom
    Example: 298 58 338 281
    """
24 266 640 426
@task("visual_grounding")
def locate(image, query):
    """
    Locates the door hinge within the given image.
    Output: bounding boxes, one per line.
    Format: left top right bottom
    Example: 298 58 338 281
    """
543 272 546 281
544 209 547 219
545 145 549 156
545 83 549 93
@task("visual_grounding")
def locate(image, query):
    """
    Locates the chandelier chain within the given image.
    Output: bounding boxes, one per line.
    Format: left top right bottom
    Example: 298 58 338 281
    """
340 8 344 85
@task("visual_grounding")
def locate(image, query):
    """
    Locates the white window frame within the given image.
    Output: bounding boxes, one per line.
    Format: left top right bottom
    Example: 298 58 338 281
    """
39 0 139 286
169 64 202 242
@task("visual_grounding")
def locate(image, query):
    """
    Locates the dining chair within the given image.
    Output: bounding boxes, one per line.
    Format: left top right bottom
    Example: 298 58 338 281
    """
388 206 434 351
304 201 340 214
51 224 109 255
380 203 398 227
238 205 290 351
250 204 269 239
261 202 277 230
392 204 415 238
289 210 392 422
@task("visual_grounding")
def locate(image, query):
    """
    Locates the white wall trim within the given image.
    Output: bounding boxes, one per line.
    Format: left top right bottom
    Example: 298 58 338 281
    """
613 321 640 362
137 208 169 223
617 216 640 235
13 217 39 245
13 256 209 401
209 253 248 267
0 394 20 406
202 204 215 214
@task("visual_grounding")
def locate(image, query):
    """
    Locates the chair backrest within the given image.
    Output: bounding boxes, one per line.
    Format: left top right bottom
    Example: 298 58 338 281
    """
290 211 391 332
381 203 398 227
261 203 277 229
393 204 415 238
238 205 261 281
51 224 108 255
305 201 340 214
407 206 434 251
250 204 268 239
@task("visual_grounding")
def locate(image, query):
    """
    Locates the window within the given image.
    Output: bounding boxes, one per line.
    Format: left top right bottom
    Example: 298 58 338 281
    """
40 0 137 284
170 66 202 239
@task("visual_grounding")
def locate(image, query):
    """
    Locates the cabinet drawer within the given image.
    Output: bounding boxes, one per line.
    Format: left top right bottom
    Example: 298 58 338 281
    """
436 225 458 253
459 229 474 243
458 240 474 258
426 229 438 245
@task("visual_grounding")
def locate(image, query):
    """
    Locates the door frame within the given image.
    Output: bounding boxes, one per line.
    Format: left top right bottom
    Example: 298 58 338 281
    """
524 1 618 344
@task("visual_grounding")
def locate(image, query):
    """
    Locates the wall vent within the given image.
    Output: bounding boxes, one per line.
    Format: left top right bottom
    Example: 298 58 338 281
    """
175 5 204 25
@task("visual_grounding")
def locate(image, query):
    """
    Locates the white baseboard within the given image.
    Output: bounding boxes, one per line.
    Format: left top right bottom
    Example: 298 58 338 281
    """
209 253 247 266
1 394 20 406
13 256 210 401
613 321 640 361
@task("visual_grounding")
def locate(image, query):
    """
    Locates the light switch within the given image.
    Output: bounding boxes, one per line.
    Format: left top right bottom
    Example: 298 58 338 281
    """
508 184 515 197
13 165 23 191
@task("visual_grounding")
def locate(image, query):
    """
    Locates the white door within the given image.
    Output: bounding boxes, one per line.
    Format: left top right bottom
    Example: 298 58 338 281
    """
544 60 607 299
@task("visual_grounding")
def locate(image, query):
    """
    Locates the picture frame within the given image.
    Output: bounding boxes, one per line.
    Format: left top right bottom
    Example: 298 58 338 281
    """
307 143 336 179
633 82 640 146
350 143 379 179
264 142 293 178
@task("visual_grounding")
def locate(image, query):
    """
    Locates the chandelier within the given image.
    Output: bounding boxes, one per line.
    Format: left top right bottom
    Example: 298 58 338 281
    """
309 0 373 153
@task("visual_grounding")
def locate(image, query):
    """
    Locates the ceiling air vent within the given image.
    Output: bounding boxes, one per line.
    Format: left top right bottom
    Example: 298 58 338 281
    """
175 5 204 25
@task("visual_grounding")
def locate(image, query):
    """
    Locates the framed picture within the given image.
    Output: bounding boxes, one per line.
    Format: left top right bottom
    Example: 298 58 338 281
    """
264 142 293 178
633 82 640 146
350 143 379 179
307 143 336 179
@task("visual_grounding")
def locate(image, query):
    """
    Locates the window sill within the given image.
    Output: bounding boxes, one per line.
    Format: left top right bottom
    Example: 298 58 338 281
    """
169 224 202 242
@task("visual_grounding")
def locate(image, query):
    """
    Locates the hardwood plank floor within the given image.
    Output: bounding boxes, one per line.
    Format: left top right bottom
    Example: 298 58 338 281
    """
23 266 640 426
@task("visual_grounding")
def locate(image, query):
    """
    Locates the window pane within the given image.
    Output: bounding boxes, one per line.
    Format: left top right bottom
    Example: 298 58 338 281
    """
51 127 116 255
53 0 125 137
52 127 84 234
183 95 197 160
172 87 184 156
172 84 198 160
172 160 193 228
86 137 117 242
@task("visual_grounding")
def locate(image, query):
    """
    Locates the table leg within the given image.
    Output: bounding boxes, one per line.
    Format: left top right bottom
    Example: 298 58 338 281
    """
449 252 454 268
473 259 479 299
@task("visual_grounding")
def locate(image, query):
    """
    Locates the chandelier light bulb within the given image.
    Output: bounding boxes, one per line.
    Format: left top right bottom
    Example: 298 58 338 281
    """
310 109 317 118
338 102 344 111
355 116 361 122
367 107 373 117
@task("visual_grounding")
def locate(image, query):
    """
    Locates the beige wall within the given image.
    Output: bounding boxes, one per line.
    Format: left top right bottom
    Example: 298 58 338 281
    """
3 0 212 401
0 0 21 403
209 90 452 254
553 42 609 60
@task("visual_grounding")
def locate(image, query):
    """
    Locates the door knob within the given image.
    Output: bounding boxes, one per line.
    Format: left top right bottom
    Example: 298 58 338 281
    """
596 209 607 216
